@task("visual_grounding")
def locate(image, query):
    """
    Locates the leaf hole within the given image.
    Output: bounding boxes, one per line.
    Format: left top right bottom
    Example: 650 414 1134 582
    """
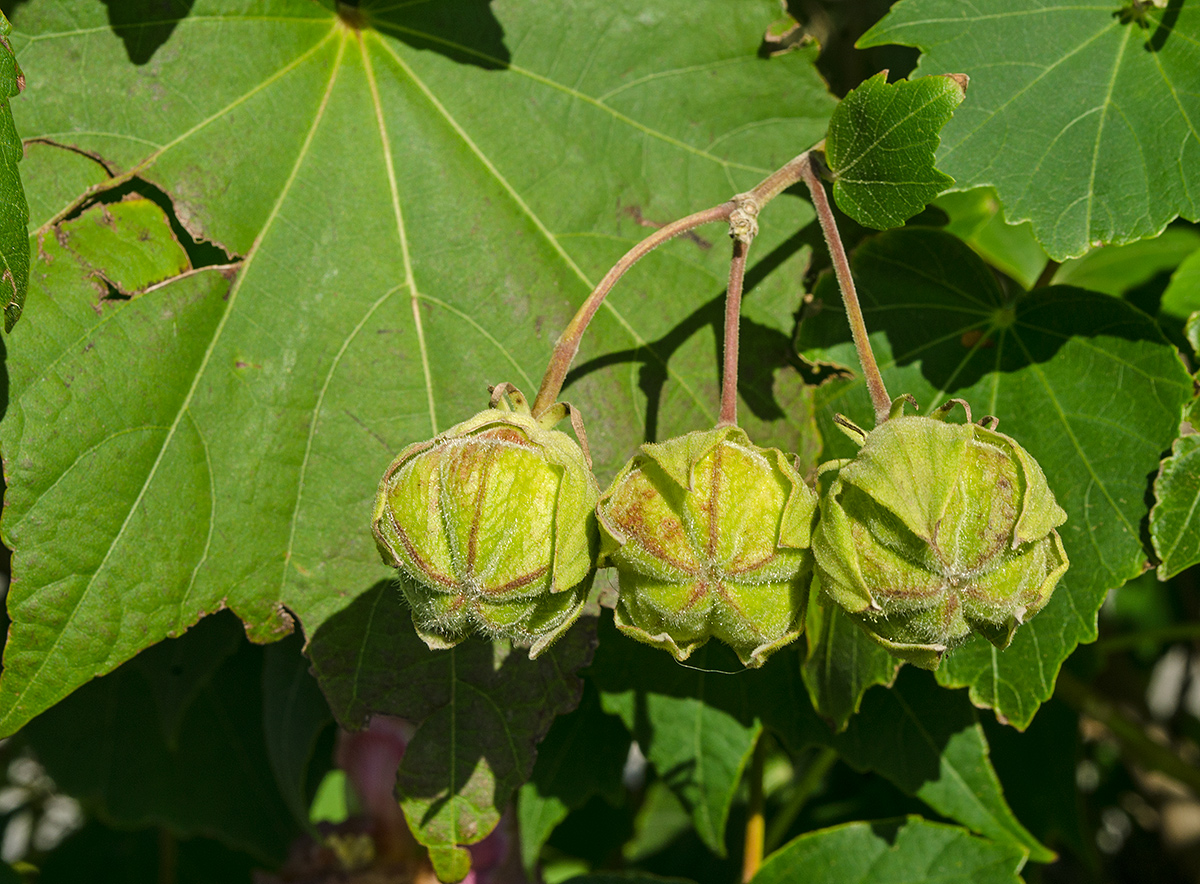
70 176 240 271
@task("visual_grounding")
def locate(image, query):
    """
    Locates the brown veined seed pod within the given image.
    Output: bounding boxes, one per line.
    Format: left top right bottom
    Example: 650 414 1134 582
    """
597 426 818 668
372 384 599 658
813 396 1069 669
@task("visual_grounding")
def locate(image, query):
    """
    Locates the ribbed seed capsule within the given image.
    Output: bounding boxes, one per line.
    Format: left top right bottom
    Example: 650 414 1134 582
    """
372 386 598 657
813 398 1069 669
598 426 818 668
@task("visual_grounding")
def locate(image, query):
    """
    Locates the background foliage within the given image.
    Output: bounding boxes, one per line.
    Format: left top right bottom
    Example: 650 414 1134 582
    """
0 0 1196 882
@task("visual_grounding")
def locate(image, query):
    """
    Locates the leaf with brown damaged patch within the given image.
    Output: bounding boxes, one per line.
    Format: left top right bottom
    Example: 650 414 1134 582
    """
0 0 833 803
59 199 190 298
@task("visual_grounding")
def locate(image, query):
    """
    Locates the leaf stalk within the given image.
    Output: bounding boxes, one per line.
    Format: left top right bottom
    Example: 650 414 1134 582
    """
531 202 734 417
718 237 752 427
796 153 892 425
532 150 832 420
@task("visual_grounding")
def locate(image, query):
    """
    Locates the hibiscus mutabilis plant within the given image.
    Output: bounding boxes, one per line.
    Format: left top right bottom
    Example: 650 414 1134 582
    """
368 67 1075 879
0 1 1197 883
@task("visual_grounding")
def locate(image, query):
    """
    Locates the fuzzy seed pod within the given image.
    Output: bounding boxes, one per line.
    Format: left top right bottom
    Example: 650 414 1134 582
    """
597 426 818 668
372 386 598 657
813 397 1069 669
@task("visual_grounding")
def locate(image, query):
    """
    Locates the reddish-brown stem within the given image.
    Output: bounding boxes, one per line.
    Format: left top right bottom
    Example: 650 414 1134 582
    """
796 154 892 425
530 149 821 419
718 238 750 427
531 202 735 417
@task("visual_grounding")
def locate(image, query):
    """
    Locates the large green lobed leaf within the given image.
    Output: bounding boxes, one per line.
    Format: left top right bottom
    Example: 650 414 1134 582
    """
861 0 1200 260
589 616 1038 861
0 0 834 735
831 669 1050 862
798 227 1192 727
752 816 1026 884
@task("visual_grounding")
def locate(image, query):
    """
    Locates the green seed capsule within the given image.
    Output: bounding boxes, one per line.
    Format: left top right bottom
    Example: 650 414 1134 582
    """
597 426 818 668
813 398 1069 669
372 386 598 657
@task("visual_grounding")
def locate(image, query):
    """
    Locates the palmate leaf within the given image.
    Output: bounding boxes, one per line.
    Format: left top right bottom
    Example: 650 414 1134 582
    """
860 0 1200 261
589 617 1038 861
824 71 965 230
752 816 1026 884
0 0 833 736
797 227 1192 728
831 669 1051 862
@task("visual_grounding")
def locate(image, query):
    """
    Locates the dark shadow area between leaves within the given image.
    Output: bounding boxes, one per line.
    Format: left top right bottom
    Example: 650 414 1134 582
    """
361 0 510 71
981 696 1088 857
0 1 29 22
20 610 300 865
38 820 258 884
99 0 197 66
785 0 919 98
831 667 969 792
523 678 630 816
563 221 816 444
584 615 827 756
799 228 1180 398
1140 455 1166 570
0 332 7 427
306 581 594 842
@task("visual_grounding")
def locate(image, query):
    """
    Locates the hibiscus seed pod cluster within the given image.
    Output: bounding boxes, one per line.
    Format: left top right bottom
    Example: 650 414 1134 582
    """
597 426 818 668
812 397 1069 669
371 385 598 658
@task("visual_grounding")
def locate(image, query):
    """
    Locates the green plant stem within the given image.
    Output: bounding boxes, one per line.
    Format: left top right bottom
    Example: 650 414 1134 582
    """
719 238 751 427
742 734 767 883
1055 670 1200 795
796 154 892 425
530 202 735 417
764 746 838 854
1034 259 1060 288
